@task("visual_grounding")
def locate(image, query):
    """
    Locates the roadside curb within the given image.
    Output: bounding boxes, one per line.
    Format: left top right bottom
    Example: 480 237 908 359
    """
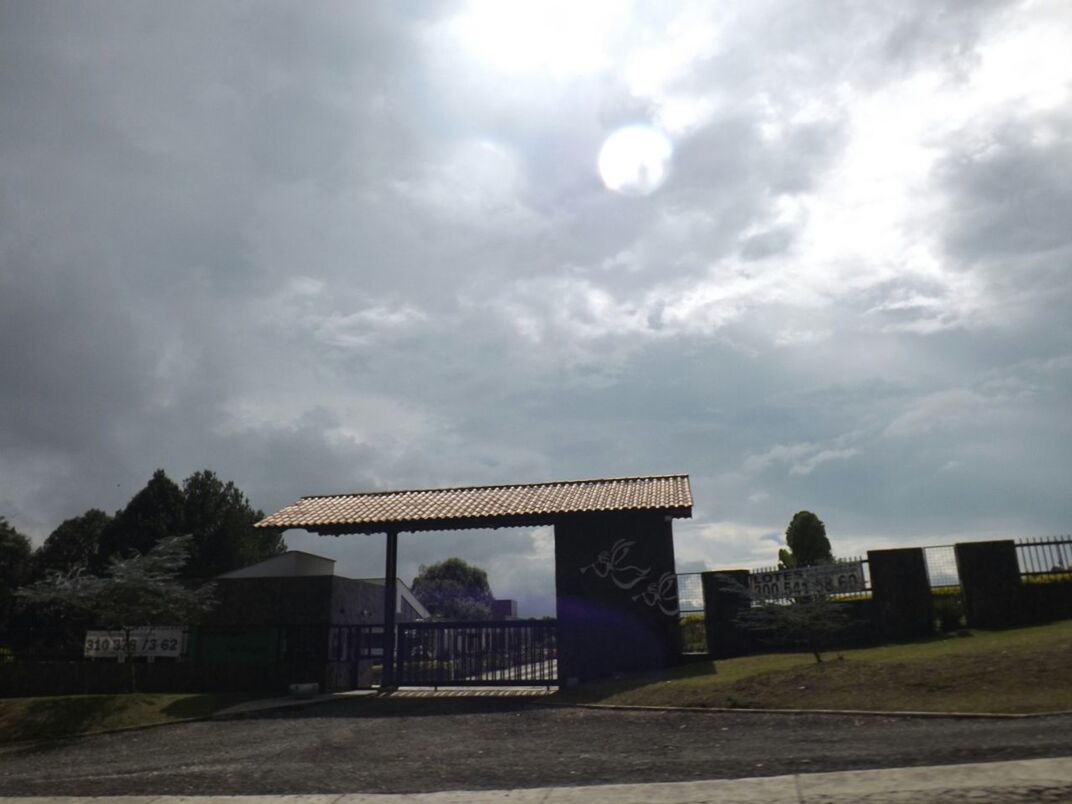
210 691 1072 721
0 692 353 751
0 715 207 752
5 692 1069 753
536 700 1072 719
0 691 336 752
211 693 347 719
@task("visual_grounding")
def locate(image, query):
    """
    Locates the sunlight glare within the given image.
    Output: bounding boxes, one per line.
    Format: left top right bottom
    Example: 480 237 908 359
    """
598 125 673 196
450 0 623 78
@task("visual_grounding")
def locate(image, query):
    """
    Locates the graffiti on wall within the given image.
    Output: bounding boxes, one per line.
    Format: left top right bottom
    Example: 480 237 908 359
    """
580 539 678 614
580 539 650 589
632 571 679 616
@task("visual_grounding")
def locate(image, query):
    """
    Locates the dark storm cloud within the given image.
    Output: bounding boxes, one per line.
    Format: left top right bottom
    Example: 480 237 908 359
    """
941 113 1072 265
0 1 440 523
2 1 1070 612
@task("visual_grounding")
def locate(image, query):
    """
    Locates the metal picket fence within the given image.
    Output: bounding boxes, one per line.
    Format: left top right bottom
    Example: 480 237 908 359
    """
676 573 705 613
1017 536 1072 579
923 545 961 590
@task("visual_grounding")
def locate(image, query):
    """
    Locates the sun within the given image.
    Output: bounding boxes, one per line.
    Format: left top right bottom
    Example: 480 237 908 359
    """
597 125 673 196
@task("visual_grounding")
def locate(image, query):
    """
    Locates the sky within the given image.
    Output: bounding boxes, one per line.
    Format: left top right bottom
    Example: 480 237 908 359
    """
2 1 1071 617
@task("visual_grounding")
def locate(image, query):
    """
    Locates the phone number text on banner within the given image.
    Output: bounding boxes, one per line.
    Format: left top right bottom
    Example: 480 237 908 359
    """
748 562 865 601
84 627 184 658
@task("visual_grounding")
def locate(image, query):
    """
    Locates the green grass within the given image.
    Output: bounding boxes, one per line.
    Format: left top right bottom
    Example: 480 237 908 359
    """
0 692 259 745
556 620 1072 714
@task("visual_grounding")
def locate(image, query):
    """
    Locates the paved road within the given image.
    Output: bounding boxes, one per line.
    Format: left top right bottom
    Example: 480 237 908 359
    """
1 698 1071 797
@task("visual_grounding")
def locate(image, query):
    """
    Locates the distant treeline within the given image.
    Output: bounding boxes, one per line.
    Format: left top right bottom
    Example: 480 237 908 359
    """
0 469 285 627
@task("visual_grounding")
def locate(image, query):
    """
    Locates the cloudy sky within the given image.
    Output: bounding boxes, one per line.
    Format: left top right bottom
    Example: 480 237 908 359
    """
3 1 1070 615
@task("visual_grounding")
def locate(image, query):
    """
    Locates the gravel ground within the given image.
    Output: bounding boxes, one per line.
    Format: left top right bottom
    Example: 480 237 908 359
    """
1 698 1071 796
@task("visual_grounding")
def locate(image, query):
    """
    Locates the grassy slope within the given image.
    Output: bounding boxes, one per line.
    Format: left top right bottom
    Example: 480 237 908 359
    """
557 620 1072 714
0 692 257 744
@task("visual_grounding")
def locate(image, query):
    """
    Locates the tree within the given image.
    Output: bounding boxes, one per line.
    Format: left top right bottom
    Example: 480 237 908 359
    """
735 593 853 664
715 573 852 664
17 535 215 690
32 508 113 579
411 558 495 621
92 469 285 578
97 469 185 569
0 517 32 628
778 510 833 569
181 470 285 578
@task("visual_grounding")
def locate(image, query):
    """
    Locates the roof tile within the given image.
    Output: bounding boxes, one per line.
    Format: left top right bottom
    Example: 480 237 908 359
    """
256 474 692 531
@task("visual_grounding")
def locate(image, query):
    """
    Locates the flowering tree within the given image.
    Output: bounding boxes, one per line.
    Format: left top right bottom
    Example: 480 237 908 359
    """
411 557 494 621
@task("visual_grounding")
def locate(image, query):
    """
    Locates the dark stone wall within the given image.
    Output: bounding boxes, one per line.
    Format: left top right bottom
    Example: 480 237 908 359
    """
207 576 418 628
555 511 682 682
0 660 295 697
207 577 334 627
330 577 410 625
1021 579 1072 624
701 570 753 659
868 548 933 641
955 540 1022 628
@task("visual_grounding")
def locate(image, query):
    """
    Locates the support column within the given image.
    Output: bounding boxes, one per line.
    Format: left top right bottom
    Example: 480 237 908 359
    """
554 512 680 682
382 529 399 690
955 540 1021 628
701 570 752 659
868 547 933 641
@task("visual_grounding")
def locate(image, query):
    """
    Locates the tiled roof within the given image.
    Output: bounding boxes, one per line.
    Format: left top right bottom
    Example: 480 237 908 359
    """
256 474 692 532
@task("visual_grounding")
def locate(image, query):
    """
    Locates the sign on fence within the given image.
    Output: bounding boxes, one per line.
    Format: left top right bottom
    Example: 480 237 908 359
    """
749 562 865 601
84 627 184 659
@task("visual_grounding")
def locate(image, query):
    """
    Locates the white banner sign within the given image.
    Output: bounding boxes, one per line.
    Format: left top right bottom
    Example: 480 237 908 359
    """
84 627 184 659
749 562 865 601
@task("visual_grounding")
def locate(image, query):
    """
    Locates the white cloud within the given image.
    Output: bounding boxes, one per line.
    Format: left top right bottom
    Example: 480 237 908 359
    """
884 389 988 437
676 520 782 571
314 303 427 349
743 439 863 478
393 139 546 231
789 448 863 477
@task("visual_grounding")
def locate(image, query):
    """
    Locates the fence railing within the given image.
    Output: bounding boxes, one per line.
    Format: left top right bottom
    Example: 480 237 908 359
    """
1017 536 1072 579
0 626 100 662
676 573 705 613
923 545 961 590
396 620 558 687
692 537 1072 611
326 624 383 662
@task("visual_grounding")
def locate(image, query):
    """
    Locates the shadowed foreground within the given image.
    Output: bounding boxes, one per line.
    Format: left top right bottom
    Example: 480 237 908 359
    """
2 698 1072 796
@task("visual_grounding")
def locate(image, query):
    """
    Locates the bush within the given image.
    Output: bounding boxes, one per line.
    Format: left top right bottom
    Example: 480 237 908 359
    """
680 614 706 653
933 594 965 632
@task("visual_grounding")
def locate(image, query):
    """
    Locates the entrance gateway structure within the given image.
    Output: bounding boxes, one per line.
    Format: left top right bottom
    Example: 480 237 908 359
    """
256 474 692 687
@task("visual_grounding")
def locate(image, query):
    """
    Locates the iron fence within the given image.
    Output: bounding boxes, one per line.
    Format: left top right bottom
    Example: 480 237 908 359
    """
923 545 961 590
1017 536 1072 579
326 624 383 662
0 627 86 662
396 620 558 687
676 573 705 613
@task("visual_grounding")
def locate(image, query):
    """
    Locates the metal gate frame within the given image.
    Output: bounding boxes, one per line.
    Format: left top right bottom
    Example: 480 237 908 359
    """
395 620 558 688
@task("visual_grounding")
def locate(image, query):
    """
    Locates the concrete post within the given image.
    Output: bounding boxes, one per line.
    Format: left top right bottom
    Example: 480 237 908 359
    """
868 548 933 641
955 540 1022 628
701 569 752 659
381 529 399 690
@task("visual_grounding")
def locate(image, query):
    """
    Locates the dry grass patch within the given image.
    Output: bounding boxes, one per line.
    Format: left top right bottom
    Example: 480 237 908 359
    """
0 692 258 744
557 620 1072 714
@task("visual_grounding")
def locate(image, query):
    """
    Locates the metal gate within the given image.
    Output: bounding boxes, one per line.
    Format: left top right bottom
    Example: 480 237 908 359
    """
396 620 558 687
